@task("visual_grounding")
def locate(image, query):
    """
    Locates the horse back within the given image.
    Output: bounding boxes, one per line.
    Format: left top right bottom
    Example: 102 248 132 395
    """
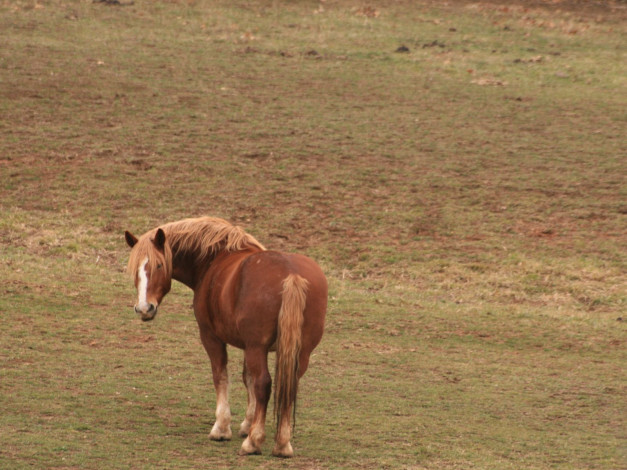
197 250 327 350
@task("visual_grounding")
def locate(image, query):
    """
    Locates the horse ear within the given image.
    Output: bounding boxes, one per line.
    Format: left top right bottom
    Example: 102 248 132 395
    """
125 231 138 248
153 228 166 250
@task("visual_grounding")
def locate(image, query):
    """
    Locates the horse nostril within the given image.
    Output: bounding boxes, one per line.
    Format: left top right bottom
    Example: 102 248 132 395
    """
134 304 156 315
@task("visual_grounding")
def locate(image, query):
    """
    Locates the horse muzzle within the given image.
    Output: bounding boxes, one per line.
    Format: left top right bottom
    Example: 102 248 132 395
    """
134 302 158 321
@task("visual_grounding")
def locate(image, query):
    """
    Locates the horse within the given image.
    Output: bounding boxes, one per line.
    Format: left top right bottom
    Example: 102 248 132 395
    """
124 216 327 457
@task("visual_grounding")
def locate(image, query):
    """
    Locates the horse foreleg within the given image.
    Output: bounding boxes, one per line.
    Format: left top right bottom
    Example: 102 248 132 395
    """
239 361 256 438
239 347 271 455
199 331 232 441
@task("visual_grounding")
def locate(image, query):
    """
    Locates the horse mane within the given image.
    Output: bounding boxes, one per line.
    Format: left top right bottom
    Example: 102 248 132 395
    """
162 216 266 258
127 216 265 277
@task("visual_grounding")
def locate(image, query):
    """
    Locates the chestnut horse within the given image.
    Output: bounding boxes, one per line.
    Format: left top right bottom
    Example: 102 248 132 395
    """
124 217 327 457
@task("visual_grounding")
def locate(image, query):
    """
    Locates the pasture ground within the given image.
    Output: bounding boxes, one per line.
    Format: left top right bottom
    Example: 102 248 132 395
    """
1 0 625 468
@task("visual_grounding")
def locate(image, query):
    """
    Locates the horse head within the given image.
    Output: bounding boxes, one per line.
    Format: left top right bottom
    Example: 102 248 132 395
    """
125 228 172 321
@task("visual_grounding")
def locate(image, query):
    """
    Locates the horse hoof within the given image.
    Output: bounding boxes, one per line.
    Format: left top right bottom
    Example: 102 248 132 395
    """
239 420 251 438
272 443 294 458
238 447 261 456
209 427 232 441
239 437 262 455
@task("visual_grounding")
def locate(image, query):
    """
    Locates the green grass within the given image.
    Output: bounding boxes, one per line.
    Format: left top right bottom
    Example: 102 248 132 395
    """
1 0 625 468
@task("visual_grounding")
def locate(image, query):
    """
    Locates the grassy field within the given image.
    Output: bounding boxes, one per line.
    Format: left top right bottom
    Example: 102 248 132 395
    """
1 0 625 468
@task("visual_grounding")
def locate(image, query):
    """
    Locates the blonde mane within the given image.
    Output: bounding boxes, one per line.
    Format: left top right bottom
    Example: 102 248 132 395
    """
127 217 265 278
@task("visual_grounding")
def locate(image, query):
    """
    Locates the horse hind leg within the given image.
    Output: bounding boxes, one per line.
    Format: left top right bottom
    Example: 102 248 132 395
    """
239 361 256 438
239 347 271 455
271 273 311 458
273 409 294 458
272 349 311 457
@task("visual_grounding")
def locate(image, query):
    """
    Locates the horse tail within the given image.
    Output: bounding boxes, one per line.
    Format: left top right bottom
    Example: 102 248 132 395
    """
274 273 309 434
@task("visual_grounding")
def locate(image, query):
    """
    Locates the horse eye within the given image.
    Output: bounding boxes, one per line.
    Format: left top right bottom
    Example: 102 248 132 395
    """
157 263 163 269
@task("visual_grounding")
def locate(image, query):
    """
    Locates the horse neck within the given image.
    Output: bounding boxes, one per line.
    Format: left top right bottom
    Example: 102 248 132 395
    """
169 244 212 290
169 243 260 290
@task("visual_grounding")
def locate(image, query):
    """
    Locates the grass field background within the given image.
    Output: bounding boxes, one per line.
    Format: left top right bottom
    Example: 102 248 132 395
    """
1 0 625 468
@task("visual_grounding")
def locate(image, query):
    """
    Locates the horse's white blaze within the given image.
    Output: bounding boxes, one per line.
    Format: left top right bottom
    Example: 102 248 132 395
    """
136 257 150 312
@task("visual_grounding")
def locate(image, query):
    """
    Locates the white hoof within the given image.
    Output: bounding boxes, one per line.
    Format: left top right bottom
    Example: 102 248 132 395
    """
239 436 262 455
239 420 251 438
272 442 294 458
209 423 232 441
